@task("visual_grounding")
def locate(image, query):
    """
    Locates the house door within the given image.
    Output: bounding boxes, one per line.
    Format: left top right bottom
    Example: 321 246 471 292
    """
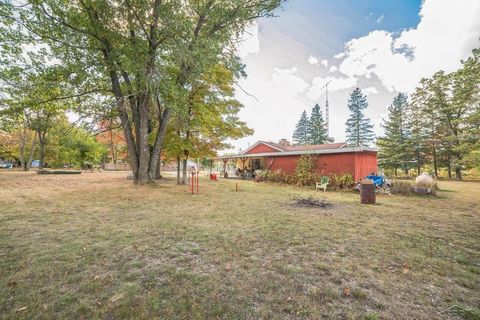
251 158 261 170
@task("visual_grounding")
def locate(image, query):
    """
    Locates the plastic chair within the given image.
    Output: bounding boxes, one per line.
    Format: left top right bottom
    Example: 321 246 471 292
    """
316 176 329 192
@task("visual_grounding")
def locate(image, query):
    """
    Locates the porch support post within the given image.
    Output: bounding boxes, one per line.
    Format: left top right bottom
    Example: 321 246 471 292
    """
222 158 229 176
240 157 248 170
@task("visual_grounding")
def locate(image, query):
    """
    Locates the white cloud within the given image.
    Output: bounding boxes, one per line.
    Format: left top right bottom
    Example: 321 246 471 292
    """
307 54 319 65
376 14 384 24
308 54 328 68
307 75 358 100
363 86 379 96
334 0 480 93
271 67 309 95
233 64 310 148
328 66 338 73
238 22 260 58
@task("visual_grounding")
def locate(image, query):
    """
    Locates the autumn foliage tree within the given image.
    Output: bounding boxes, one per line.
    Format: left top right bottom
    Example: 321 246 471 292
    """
0 0 283 184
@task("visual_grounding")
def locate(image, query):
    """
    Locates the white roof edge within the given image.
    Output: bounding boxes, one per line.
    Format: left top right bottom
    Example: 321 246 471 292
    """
217 147 377 159
241 141 284 154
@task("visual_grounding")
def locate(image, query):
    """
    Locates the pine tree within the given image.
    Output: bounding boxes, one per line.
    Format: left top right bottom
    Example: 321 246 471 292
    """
345 88 375 147
409 85 430 176
292 110 309 145
307 104 327 144
377 93 412 176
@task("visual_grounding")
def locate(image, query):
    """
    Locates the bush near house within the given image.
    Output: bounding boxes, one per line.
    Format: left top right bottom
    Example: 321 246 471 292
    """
294 154 320 186
259 169 294 184
259 155 355 191
328 173 355 191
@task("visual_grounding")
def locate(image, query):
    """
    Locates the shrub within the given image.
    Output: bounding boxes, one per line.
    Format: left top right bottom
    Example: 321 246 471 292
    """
390 180 415 195
391 180 439 196
294 154 320 187
328 173 355 191
260 169 293 184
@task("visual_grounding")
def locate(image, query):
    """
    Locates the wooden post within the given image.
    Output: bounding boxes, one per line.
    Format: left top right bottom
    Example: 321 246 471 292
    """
222 158 229 176
191 170 194 194
240 157 248 169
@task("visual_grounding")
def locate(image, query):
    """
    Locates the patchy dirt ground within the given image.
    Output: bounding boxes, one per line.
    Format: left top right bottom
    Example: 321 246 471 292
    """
0 171 479 319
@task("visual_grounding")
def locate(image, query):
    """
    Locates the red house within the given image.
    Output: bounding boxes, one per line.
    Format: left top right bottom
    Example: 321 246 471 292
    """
219 140 377 181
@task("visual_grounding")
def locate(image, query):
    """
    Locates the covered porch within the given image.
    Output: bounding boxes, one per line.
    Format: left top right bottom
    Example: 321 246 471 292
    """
216 154 274 179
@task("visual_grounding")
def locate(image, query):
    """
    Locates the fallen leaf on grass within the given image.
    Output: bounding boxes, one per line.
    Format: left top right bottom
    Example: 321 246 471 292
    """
17 307 27 312
94 275 100 280
343 287 351 297
225 262 232 271
110 293 124 303
7 281 17 288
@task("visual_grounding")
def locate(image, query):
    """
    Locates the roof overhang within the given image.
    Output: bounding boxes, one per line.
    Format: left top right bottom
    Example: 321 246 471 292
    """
216 147 377 159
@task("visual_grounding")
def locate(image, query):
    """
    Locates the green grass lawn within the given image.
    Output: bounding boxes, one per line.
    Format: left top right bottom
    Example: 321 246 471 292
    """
1 171 479 319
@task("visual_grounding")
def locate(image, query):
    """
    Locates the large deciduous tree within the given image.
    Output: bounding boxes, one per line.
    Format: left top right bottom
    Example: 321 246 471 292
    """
0 0 283 184
410 54 479 180
172 64 253 184
0 63 70 169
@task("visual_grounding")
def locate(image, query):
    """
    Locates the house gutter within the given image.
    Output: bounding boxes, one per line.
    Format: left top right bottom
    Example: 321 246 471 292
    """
216 147 378 159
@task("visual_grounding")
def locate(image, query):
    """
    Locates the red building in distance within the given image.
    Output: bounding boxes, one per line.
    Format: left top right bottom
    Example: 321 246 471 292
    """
218 140 377 181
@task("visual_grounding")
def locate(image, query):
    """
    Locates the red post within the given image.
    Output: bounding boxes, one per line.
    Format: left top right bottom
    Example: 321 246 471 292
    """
190 167 199 194
190 171 195 194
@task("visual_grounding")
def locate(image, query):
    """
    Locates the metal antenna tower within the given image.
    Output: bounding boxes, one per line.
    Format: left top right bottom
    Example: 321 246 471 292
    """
320 80 332 137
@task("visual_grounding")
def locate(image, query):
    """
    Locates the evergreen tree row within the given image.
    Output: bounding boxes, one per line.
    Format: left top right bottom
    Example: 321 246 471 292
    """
292 87 376 147
377 48 480 180
292 104 329 145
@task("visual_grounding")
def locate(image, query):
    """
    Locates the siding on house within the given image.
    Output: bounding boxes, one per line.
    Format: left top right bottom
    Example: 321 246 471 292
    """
245 143 281 154
266 152 368 180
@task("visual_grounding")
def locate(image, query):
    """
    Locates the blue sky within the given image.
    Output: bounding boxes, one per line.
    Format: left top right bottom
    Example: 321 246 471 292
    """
267 0 422 57
230 0 480 152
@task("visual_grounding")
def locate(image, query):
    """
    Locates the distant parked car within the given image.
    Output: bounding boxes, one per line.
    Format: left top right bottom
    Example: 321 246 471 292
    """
31 160 40 168
0 163 13 169
31 160 48 168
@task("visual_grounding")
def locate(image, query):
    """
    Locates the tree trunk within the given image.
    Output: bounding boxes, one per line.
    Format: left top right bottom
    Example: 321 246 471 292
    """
432 144 438 178
447 153 452 179
26 134 37 171
19 126 27 170
455 166 462 181
38 131 46 170
394 168 398 177
147 108 172 182
136 94 151 184
176 156 181 184
105 59 170 185
155 157 162 180
181 157 188 185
